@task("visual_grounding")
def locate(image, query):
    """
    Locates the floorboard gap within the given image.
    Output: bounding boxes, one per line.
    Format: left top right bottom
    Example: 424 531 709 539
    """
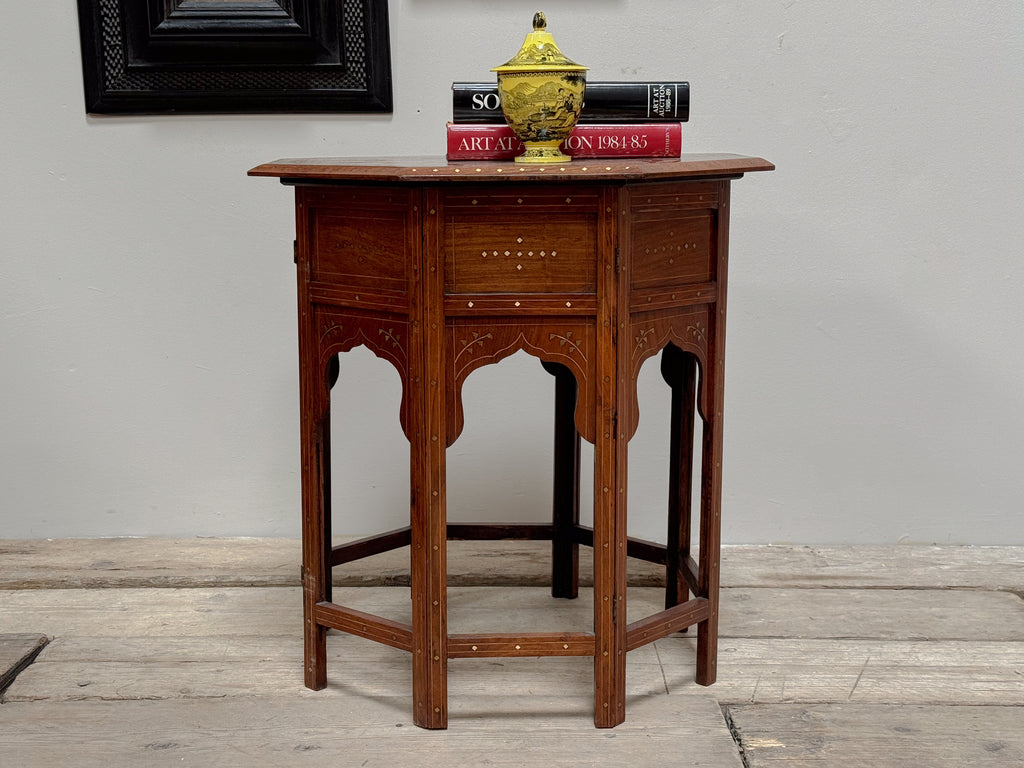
720 705 752 768
0 634 49 697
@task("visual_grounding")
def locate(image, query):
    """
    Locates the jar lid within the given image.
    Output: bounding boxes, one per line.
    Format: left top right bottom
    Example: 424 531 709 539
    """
491 12 587 74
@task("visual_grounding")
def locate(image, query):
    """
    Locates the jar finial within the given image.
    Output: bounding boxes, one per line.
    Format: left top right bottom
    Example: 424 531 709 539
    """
533 12 546 31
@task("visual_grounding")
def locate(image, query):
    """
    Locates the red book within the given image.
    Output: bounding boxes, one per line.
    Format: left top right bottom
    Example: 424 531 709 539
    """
446 122 682 161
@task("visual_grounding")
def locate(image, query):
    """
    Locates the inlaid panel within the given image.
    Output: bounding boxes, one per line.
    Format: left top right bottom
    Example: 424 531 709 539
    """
302 187 416 294
311 210 410 288
442 188 601 211
441 188 601 296
628 181 719 292
629 182 719 212
444 214 598 295
629 212 715 289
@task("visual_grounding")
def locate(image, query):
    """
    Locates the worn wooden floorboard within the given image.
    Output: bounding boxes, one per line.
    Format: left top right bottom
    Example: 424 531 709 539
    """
3 656 672 704
3 539 1020 591
0 694 744 768
721 545 1023 591
4 587 1021 707
2 585 1021 641
1 541 1021 767
0 538 662 589
9 634 1021 707
721 586 1024 640
727 703 1024 767
680 637 1024 706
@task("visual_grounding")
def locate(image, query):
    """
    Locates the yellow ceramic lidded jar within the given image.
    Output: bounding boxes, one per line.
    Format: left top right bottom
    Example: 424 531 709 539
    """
491 12 588 164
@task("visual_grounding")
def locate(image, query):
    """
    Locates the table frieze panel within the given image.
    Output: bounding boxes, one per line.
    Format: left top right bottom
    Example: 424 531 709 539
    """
442 187 601 212
315 306 412 437
627 307 712 437
446 318 597 445
626 181 720 213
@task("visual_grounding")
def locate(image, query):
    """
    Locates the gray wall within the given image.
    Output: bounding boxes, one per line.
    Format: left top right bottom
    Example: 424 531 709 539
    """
2 1 1022 543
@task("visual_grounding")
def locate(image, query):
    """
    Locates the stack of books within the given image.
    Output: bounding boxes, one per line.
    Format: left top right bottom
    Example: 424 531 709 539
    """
446 81 689 161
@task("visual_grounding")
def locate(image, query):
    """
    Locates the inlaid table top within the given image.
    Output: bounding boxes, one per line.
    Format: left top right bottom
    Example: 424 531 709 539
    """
249 154 774 183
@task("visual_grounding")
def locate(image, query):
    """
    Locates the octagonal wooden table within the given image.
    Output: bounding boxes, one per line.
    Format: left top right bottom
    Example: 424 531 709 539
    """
249 155 773 729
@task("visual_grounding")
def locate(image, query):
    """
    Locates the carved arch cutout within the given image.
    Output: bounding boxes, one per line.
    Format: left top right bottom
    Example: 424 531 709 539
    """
446 320 596 447
318 311 411 439
624 341 707 452
627 309 712 440
660 341 707 419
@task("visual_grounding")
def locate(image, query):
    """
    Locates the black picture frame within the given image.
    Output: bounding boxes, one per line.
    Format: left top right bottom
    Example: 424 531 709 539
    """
76 0 392 114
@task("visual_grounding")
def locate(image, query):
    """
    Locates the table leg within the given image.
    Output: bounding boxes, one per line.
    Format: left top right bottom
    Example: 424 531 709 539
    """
696 181 731 687
593 332 628 727
299 352 332 691
661 345 696 611
543 361 581 600
695 416 722 685
410 420 447 728
696 344 724 686
593 421 627 727
412 196 448 729
324 354 340 609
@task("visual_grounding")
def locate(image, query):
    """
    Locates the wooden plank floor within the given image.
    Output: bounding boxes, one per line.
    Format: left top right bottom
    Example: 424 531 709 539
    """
1 540 1021 767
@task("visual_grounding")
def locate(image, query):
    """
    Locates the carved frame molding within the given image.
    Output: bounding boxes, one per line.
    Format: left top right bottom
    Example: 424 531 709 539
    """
76 0 392 113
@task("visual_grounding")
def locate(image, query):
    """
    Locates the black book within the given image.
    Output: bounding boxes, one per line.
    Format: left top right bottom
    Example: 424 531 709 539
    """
452 81 689 124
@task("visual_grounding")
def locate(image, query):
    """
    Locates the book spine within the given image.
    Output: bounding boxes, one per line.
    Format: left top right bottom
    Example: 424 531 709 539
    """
452 81 689 124
446 123 682 161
